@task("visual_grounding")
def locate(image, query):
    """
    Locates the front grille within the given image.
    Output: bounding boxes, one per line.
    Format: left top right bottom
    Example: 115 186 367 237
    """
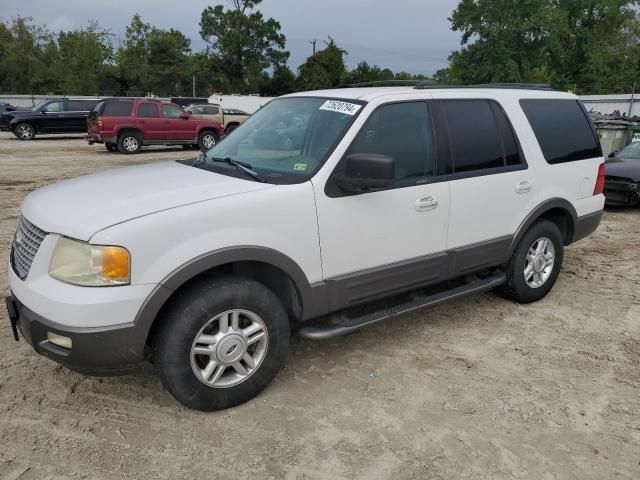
11 216 47 280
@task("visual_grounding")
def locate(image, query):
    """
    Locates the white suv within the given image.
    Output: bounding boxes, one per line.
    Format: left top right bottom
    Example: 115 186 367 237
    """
6 85 605 410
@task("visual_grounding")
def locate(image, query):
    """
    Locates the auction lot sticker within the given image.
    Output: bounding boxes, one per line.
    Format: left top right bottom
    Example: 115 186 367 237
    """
319 100 362 115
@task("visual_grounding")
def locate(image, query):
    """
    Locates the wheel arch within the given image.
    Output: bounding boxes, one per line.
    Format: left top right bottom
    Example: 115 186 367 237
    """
508 198 577 258
135 246 324 350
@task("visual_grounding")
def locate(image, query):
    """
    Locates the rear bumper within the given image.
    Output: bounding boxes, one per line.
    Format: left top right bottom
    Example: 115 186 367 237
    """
572 210 603 243
6 293 143 375
85 133 115 145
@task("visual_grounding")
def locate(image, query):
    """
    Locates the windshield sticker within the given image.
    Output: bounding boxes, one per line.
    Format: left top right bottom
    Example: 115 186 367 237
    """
293 163 308 171
319 100 361 116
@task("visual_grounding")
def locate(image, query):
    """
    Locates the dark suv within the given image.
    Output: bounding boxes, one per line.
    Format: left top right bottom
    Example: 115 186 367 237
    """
1 98 99 140
86 98 225 154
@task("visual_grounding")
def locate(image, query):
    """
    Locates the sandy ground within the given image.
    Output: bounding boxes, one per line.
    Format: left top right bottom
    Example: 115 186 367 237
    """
0 131 638 479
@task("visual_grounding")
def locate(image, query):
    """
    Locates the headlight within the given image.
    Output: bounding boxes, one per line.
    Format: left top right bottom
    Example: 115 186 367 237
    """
49 237 130 286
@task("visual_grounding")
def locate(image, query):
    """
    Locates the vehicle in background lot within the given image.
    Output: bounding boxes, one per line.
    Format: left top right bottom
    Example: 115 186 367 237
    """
0 102 18 114
208 94 274 114
170 97 210 108
7 84 604 411
185 103 250 133
603 142 640 206
86 98 224 154
1 98 99 140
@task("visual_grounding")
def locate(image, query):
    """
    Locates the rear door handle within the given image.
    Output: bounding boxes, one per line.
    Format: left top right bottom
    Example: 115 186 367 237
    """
415 195 438 212
516 181 532 194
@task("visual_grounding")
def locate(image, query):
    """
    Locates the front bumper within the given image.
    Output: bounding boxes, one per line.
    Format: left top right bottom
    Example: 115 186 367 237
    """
6 293 143 375
604 178 640 206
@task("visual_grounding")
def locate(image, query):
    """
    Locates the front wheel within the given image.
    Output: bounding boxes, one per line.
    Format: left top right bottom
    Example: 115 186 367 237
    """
154 276 290 411
499 220 564 303
14 123 35 140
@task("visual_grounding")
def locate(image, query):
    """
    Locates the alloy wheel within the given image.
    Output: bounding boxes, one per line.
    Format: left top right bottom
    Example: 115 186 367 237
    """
524 236 555 288
190 309 268 388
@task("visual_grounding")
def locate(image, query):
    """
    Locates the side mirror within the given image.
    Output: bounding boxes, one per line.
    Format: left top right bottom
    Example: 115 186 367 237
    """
334 153 395 193
608 151 617 158
40 108 48 114
180 113 190 120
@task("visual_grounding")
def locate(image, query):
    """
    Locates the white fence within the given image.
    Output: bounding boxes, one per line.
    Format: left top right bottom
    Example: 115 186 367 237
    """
3 92 638 115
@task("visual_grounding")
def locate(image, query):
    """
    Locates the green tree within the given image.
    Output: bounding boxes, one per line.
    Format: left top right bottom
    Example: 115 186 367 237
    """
260 64 296 96
147 27 192 96
346 61 394 84
296 37 347 90
55 22 113 95
0 17 55 93
199 0 289 93
117 14 152 95
446 0 640 93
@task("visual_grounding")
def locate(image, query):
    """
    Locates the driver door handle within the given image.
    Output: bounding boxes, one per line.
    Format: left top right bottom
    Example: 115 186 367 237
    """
415 195 438 212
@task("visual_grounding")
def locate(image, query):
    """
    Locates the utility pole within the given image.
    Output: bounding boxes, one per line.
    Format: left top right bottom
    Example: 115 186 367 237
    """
309 39 317 56
192 75 196 97
629 81 636 117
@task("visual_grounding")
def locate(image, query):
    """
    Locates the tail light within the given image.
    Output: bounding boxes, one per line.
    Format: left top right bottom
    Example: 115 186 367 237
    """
97 116 103 129
593 163 605 195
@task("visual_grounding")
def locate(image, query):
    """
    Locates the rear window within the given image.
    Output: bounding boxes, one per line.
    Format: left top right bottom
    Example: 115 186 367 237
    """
102 101 133 117
520 99 601 164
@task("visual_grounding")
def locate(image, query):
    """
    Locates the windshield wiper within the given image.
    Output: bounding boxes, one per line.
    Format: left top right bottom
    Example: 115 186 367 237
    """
209 156 266 183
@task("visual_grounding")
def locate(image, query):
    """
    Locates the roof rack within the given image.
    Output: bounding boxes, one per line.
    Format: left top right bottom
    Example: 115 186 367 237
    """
414 82 554 91
338 80 428 88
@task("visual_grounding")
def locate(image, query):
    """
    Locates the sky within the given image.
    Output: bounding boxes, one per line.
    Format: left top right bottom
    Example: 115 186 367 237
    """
0 0 463 75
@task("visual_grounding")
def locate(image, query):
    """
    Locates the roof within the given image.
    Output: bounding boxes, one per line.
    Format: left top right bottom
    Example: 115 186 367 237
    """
284 86 576 102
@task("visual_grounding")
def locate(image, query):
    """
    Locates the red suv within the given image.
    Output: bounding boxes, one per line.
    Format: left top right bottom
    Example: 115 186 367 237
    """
86 98 224 154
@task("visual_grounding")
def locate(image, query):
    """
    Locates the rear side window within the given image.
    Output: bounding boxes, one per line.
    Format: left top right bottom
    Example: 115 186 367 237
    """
441 99 521 174
138 103 159 118
520 99 601 164
347 101 435 183
205 106 220 115
102 101 133 117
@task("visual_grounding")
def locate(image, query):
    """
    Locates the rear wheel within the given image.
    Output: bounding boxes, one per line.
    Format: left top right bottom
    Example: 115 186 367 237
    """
225 124 238 135
499 220 564 303
198 130 218 151
154 276 290 411
117 132 142 154
14 123 35 140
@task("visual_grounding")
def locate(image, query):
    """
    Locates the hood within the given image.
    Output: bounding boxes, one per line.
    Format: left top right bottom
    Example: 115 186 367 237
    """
605 157 640 182
22 161 273 241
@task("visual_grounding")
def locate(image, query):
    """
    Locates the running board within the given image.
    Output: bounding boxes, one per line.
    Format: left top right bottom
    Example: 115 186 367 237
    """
299 272 506 340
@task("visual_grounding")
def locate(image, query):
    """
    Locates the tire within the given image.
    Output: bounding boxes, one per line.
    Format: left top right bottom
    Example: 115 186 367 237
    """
105 142 117 152
117 132 142 154
198 130 218 151
14 123 35 140
154 275 290 411
225 124 238 135
499 220 564 303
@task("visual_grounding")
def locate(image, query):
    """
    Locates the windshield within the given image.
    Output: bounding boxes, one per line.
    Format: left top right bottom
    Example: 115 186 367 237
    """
618 141 640 160
199 97 363 183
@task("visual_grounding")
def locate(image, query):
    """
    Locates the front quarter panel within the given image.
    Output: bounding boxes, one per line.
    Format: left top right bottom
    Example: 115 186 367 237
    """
90 181 323 287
